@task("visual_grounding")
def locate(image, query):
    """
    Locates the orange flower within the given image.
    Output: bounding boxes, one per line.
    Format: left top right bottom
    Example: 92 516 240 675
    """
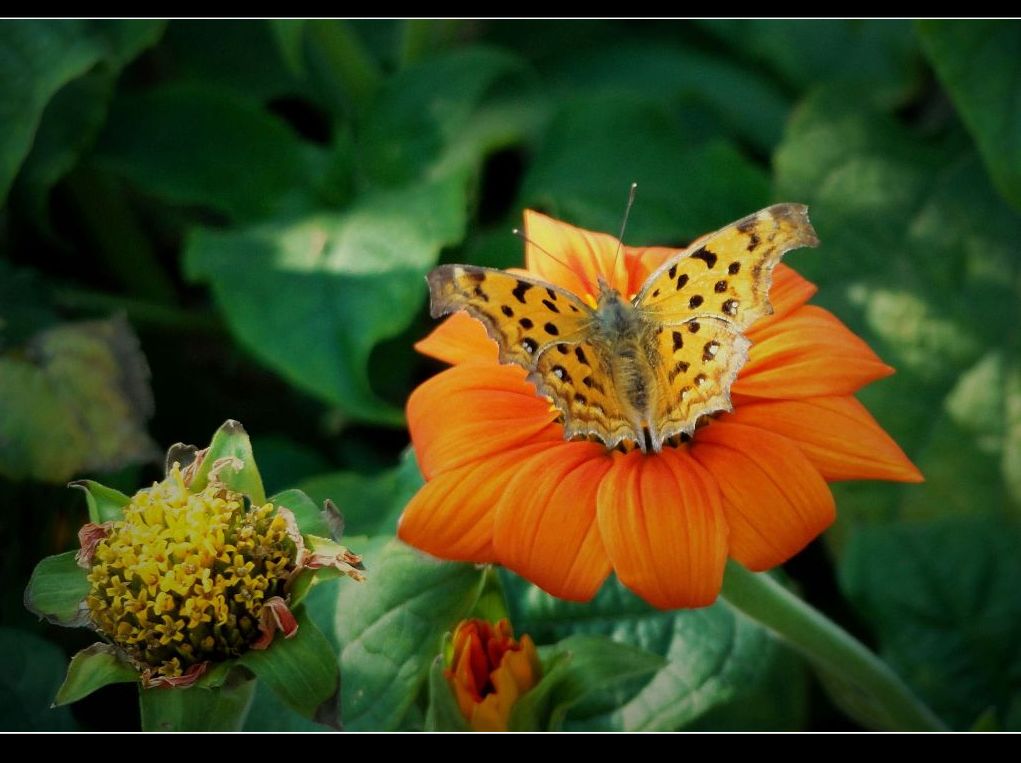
446 618 541 732
399 211 922 609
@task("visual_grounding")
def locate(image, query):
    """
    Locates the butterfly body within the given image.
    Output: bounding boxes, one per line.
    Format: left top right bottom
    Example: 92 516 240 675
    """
427 203 818 453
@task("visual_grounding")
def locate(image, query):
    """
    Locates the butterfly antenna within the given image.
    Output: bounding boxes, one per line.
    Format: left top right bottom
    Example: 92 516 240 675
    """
611 182 638 280
511 228 575 274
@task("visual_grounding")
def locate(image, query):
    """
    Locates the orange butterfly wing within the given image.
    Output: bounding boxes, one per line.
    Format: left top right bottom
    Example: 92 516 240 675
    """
635 203 818 328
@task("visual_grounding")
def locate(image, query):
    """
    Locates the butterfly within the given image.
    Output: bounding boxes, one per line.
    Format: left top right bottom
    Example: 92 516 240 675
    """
427 203 818 453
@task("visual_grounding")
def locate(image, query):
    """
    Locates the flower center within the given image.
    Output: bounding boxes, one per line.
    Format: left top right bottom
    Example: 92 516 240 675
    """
85 465 299 681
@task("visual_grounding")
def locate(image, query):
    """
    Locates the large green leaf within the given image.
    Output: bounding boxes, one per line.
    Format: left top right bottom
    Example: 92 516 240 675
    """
94 82 333 222
185 174 468 425
0 316 156 483
504 576 803 731
774 88 1021 536
520 94 769 244
335 539 485 730
700 20 921 106
359 46 543 187
547 41 790 153
299 447 423 537
918 21 1021 211
0 20 163 205
841 517 1021 730
24 551 90 628
0 628 76 730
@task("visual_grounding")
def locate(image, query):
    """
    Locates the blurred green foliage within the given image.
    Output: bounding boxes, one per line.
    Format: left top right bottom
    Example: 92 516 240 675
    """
1 19 1018 731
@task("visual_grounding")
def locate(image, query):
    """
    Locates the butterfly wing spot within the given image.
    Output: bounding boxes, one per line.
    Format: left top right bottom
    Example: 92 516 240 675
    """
543 299 560 312
522 338 538 354
722 299 739 316
690 248 718 269
512 281 532 303
675 274 688 290
519 318 534 329
688 321 701 334
556 343 569 354
672 331 684 351
703 341 719 360
688 295 704 309
501 305 514 317
728 262 741 275
714 280 728 293
544 322 559 336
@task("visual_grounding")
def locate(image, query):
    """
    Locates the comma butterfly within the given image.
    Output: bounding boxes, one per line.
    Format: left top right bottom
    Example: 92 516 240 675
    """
427 204 818 453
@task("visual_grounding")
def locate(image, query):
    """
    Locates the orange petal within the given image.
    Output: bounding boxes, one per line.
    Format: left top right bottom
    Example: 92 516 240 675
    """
415 312 500 366
398 442 556 564
524 210 628 297
735 305 893 399
408 364 559 479
596 449 728 609
493 441 612 602
691 422 835 571
625 245 677 296
726 396 923 483
759 263 817 328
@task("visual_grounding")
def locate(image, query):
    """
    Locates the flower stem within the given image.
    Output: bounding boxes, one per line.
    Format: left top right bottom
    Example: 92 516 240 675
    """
138 675 256 731
720 560 947 731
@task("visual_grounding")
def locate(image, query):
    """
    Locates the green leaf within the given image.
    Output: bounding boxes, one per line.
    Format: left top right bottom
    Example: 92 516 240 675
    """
55 643 138 705
139 672 257 732
0 316 156 483
185 174 468 425
511 635 666 731
918 21 1021 210
699 19 921 106
189 419 266 505
336 539 485 730
548 41 790 153
0 20 163 205
520 94 769 244
94 82 332 222
359 46 543 186
774 87 1021 535
840 517 1021 730
299 447 423 537
504 575 800 731
240 608 338 726
243 678 332 731
24 551 90 627
70 479 130 524
0 628 76 730
424 653 472 732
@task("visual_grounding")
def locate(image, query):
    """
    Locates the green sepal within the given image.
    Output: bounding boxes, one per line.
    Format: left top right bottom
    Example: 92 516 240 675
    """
69 479 130 523
239 607 339 727
188 419 266 504
424 648 471 732
54 643 138 706
24 551 90 627
270 487 333 538
510 635 666 732
139 669 257 732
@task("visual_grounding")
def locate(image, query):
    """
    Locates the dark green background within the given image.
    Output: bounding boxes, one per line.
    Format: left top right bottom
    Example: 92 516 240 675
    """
1 20 1019 731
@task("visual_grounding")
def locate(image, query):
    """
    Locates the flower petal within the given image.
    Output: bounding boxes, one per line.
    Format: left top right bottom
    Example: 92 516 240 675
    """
726 396 923 483
415 312 500 366
408 363 559 479
398 442 555 563
691 422 835 571
596 448 728 609
493 442 612 602
735 305 893 399
758 263 818 328
524 210 628 297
